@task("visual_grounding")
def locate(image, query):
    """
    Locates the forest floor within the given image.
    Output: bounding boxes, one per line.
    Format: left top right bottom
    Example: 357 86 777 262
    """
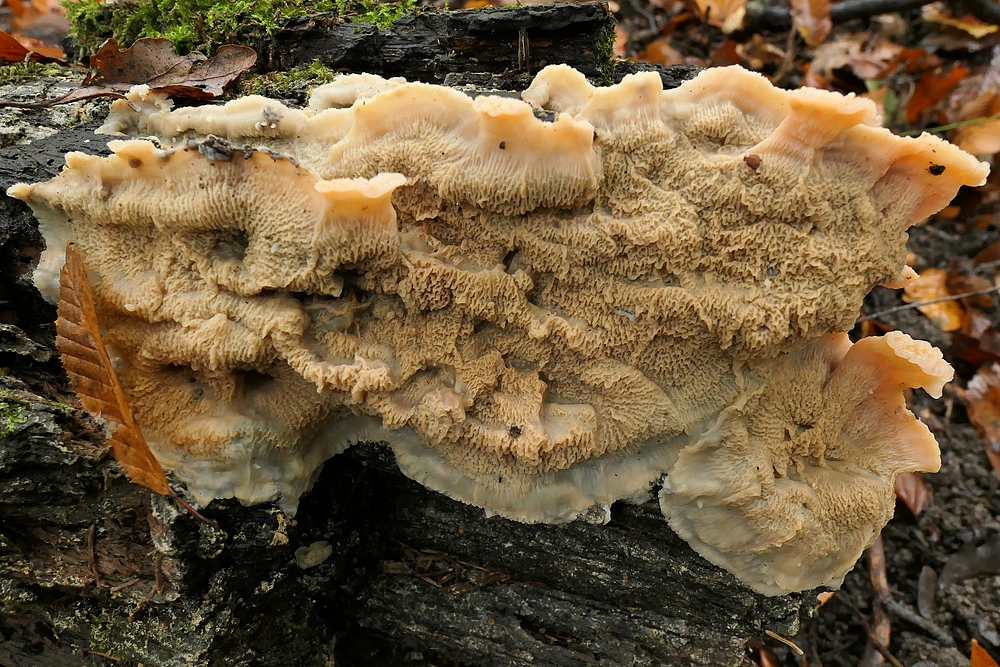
1 0 999 665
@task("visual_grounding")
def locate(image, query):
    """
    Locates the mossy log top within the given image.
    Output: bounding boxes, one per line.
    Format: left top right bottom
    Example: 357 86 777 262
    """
65 1 620 85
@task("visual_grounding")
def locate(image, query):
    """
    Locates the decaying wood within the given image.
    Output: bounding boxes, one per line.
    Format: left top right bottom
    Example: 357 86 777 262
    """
0 10 813 666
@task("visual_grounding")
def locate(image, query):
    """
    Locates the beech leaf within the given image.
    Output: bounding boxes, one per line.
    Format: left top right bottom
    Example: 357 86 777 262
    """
56 243 170 496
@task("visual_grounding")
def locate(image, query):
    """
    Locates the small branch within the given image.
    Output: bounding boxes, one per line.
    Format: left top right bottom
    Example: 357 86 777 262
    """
86 524 100 587
744 0 934 31
169 486 220 529
903 113 1000 137
882 598 956 646
857 284 1000 323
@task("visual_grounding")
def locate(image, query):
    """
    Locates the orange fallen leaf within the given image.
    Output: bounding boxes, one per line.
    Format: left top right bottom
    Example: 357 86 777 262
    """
5 0 66 34
894 471 931 517
907 63 970 124
56 243 170 495
1 38 256 108
972 640 1000 667
709 39 741 66
758 646 781 667
966 362 1000 449
790 0 832 45
974 239 1000 266
0 29 63 63
902 267 966 331
637 38 687 66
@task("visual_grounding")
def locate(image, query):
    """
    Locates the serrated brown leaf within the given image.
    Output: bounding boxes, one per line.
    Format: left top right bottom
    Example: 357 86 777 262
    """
2 38 255 108
57 243 170 495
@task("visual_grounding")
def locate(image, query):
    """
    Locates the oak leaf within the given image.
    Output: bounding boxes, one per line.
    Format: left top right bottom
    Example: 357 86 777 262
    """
56 243 170 495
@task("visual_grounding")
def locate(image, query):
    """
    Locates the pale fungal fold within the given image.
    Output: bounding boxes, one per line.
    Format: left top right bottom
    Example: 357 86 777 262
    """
9 65 988 596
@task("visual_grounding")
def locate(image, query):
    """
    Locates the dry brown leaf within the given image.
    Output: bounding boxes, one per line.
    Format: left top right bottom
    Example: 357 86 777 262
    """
637 38 687 66
972 641 1000 667
907 63 970 124
709 39 742 66
690 0 747 32
966 362 1000 449
902 267 966 331
923 3 999 39
790 0 832 45
57 243 170 495
1 38 256 108
952 309 1000 366
736 34 785 70
894 471 931 516
952 93 1000 156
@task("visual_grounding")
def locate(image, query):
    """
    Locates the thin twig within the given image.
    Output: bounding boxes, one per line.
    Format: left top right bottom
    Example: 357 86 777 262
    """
85 524 100 587
744 0 934 31
864 537 892 667
169 486 220 529
868 641 907 667
771 28 798 87
883 598 956 646
903 113 1000 136
857 284 1000 323
765 629 805 657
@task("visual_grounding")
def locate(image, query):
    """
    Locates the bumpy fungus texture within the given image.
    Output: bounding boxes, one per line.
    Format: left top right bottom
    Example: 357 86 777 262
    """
9 65 988 596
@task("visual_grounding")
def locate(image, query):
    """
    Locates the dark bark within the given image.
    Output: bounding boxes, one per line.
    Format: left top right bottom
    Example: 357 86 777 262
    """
0 14 813 665
258 3 617 85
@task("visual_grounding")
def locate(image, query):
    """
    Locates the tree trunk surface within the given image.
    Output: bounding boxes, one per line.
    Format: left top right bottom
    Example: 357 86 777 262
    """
0 5 813 666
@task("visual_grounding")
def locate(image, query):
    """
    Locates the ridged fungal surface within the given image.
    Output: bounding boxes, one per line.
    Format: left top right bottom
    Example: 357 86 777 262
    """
10 65 988 595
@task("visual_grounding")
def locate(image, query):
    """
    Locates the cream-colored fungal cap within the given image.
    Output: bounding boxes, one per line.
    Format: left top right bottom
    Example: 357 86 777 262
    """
660 331 952 595
11 65 987 596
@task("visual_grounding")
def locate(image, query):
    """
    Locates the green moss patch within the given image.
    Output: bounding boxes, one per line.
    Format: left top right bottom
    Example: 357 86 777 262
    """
65 0 420 56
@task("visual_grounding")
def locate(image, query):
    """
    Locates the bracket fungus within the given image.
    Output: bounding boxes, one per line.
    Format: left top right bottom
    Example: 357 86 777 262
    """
9 65 989 596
